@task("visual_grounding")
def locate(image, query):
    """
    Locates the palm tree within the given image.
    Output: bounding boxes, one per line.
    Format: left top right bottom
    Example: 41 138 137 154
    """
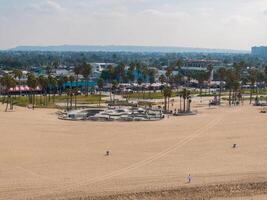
1 74 16 111
73 65 81 109
52 60 60 69
194 71 208 96
159 74 166 84
217 67 226 103
127 66 135 83
136 62 142 81
256 70 265 97
225 69 234 106
111 80 118 102
248 69 257 104
137 77 143 99
225 68 240 106
165 66 174 84
12 69 23 96
69 75 75 109
97 78 104 107
107 64 114 83
116 63 126 83
47 75 54 102
27 73 38 109
175 59 183 71
163 86 172 112
148 68 156 98
181 88 190 112
74 65 81 82
57 76 65 95
81 62 92 96
38 75 49 106
63 76 69 110
49 76 57 103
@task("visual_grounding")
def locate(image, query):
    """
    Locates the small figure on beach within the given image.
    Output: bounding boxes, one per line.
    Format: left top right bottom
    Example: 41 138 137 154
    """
187 174 192 183
232 144 237 148
105 150 110 156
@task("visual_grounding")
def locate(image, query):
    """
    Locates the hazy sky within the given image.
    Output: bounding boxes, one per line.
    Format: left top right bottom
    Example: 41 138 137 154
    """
0 0 267 50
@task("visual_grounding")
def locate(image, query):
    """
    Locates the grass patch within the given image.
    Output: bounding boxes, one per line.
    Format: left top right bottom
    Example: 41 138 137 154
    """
0 94 106 108
124 92 178 100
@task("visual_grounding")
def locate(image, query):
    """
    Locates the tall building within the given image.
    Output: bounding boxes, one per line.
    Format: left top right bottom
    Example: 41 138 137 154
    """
251 46 267 58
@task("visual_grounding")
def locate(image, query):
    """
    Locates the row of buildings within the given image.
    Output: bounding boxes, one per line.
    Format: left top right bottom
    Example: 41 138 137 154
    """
21 59 221 82
0 59 222 93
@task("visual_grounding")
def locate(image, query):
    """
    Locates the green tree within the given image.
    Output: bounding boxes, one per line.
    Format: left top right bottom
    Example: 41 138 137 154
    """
38 75 49 106
181 88 191 112
27 73 38 109
217 67 227 103
97 78 104 106
73 65 81 108
111 80 118 102
81 62 92 96
1 74 16 111
248 69 257 104
115 63 126 83
69 75 75 109
163 86 172 111
12 69 23 96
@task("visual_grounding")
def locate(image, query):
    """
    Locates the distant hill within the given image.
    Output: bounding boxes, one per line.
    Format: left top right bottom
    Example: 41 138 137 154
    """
9 45 249 54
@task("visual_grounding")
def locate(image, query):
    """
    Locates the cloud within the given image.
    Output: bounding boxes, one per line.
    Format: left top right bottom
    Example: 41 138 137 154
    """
0 0 267 50
221 15 256 25
24 0 63 15
140 9 190 21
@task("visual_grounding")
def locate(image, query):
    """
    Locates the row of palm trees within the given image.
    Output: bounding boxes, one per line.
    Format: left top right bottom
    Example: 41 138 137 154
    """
215 64 267 105
0 67 117 111
1 61 266 111
162 86 192 113
100 63 157 84
0 72 57 111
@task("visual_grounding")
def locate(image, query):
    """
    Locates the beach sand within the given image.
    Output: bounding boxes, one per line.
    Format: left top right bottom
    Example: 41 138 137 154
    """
0 99 266 199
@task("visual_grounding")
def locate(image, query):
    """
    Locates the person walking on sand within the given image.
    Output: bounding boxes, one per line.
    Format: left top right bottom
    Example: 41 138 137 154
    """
187 174 192 183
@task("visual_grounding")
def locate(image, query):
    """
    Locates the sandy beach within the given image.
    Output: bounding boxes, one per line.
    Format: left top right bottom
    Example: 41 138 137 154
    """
0 99 267 200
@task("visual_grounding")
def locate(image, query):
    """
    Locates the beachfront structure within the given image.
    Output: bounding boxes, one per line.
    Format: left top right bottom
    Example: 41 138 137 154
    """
63 81 96 90
60 107 164 121
181 59 222 70
91 63 116 80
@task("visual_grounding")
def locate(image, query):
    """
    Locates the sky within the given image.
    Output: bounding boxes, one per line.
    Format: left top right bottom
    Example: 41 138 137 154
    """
0 0 267 50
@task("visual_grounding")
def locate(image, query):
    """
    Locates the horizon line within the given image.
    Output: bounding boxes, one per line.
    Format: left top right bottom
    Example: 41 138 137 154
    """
3 44 251 53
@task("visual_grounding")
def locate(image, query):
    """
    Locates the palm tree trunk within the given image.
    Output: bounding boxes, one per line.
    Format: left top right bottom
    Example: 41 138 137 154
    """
66 93 69 110
70 94 73 110
167 97 170 111
109 88 112 102
183 97 186 112
86 78 89 96
179 96 182 112
5 95 9 112
229 89 232 106
250 85 253 104
48 89 51 102
219 81 222 103
10 95 13 110
33 94 35 110
164 96 167 111
75 92 77 109
99 91 101 107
